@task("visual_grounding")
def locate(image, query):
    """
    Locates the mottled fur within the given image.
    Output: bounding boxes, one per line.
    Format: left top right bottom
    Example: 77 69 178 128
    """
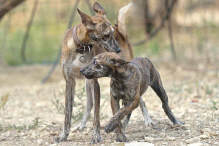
81 52 183 142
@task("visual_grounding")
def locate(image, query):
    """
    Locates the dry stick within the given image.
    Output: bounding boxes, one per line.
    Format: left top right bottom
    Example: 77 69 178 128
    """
41 0 80 83
133 0 177 46
20 0 39 62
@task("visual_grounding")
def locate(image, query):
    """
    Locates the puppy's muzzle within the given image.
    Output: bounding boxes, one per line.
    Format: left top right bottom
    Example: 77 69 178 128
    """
80 68 93 79
80 68 86 75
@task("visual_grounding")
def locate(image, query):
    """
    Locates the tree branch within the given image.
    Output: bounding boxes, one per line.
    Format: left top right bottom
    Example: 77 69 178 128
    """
0 0 26 21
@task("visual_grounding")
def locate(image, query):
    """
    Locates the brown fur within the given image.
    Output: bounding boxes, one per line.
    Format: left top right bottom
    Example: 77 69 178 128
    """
81 52 183 142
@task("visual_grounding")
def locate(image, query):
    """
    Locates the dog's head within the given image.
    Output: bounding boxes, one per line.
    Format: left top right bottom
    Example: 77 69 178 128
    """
77 2 120 53
80 52 128 79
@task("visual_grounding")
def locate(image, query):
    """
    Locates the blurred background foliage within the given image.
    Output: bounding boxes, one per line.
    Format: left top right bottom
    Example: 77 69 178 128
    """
0 0 219 66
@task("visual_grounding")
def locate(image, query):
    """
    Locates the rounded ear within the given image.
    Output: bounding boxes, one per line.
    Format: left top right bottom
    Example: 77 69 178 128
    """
110 58 128 67
77 8 95 30
93 2 106 15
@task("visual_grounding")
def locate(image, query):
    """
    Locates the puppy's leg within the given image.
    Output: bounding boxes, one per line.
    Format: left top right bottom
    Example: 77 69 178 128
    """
151 70 183 125
111 96 127 142
122 97 153 129
122 113 131 130
72 79 93 131
56 68 76 142
90 79 101 144
105 92 140 133
139 97 154 126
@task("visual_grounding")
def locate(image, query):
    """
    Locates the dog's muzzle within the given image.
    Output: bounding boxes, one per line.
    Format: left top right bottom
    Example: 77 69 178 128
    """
80 68 93 79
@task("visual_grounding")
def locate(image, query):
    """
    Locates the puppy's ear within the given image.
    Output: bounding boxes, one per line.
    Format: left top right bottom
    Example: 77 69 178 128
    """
93 2 106 15
110 58 128 67
77 8 95 30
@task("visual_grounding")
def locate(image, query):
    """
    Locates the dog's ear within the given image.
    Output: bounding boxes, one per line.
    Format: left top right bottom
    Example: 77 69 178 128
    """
93 2 106 15
77 8 95 30
110 58 128 67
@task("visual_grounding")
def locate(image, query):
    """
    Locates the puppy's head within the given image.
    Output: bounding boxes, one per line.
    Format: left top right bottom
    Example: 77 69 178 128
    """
77 2 120 53
80 52 128 79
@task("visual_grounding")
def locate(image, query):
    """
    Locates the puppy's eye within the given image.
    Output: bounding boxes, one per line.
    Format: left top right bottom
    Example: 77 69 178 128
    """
95 64 102 69
104 34 110 38
92 36 98 41
90 34 99 41
102 34 110 41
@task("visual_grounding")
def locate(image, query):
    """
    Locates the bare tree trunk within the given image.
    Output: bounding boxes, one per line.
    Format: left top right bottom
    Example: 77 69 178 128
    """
20 0 39 62
0 13 11 65
143 0 153 35
133 0 177 46
0 0 26 21
166 0 177 60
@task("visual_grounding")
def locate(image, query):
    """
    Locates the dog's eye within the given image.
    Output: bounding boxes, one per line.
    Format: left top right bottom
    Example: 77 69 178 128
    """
92 36 98 41
102 34 110 41
95 64 102 69
90 34 99 41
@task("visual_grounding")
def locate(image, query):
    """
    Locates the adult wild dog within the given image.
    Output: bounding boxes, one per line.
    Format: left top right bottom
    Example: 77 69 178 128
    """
56 2 120 143
80 52 183 142
57 2 152 143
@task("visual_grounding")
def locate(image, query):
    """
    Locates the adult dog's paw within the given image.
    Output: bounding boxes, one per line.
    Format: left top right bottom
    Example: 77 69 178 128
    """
54 133 67 143
174 120 184 125
91 133 101 144
72 123 86 132
144 117 154 127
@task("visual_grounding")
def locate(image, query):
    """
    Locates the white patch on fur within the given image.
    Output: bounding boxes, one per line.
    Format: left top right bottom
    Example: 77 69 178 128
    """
72 54 88 68
67 38 74 49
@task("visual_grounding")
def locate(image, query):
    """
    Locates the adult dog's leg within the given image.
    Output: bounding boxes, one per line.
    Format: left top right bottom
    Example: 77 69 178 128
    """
89 79 101 144
72 79 93 131
111 96 128 142
139 97 154 126
151 69 183 125
56 67 76 142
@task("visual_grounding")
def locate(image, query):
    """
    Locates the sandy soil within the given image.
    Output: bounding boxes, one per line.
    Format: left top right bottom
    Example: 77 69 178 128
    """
0 56 219 146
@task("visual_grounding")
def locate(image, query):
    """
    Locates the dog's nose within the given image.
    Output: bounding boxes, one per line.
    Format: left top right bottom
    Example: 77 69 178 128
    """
116 48 121 53
80 68 85 74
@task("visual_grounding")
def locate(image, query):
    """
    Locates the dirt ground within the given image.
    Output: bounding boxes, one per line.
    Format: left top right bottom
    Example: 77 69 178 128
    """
0 53 219 146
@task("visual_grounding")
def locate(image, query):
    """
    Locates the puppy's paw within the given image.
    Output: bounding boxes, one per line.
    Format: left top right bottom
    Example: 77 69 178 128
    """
116 133 128 142
91 133 101 144
105 121 119 133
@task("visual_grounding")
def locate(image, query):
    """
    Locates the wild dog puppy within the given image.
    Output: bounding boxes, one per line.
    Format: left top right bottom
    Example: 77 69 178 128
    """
80 52 183 142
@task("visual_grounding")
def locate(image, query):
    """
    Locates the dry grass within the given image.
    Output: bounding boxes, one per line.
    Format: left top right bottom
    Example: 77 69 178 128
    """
0 47 218 145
